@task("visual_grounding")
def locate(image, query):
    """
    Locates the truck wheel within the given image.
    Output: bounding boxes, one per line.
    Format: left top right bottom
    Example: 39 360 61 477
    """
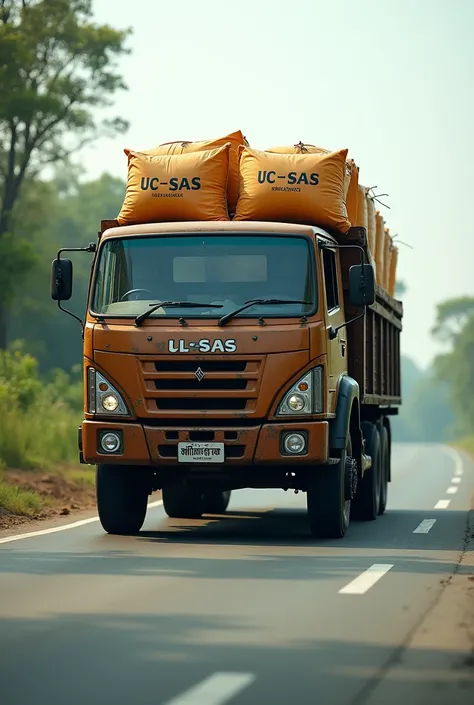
378 424 389 515
96 464 150 535
201 490 231 515
307 435 353 539
351 422 381 521
162 481 203 519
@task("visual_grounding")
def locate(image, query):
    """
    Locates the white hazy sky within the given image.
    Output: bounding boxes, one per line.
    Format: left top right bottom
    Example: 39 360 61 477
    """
80 0 474 370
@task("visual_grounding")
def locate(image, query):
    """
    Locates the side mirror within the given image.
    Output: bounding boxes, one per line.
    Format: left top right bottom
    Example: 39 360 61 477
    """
51 258 73 301
349 263 375 307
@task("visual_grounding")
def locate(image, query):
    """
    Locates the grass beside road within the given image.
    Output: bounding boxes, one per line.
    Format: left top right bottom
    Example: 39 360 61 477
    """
454 436 474 458
0 348 96 529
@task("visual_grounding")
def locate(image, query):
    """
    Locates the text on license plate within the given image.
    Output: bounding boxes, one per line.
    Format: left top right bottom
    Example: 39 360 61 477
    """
177 442 224 463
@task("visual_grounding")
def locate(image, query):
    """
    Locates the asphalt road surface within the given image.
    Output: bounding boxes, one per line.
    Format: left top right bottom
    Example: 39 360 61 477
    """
1 443 473 705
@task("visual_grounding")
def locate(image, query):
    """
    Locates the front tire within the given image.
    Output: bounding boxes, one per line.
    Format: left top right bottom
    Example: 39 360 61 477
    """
162 480 203 519
307 436 352 539
96 464 150 535
201 490 231 515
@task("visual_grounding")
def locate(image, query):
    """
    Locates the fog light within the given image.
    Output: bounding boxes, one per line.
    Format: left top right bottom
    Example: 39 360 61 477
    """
283 433 306 454
100 432 121 453
287 394 306 412
102 394 119 412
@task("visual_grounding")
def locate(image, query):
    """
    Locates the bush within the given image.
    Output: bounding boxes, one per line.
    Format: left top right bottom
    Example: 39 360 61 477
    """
0 346 82 470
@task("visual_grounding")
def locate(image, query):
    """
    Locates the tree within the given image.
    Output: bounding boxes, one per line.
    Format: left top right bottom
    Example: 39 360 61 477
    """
432 296 474 437
8 170 125 372
0 0 131 347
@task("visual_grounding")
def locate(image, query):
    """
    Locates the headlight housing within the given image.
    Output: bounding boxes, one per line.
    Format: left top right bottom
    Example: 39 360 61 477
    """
277 366 323 416
87 368 129 416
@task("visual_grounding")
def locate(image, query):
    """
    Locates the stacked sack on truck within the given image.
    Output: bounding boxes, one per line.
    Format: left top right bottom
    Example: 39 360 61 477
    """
116 130 398 297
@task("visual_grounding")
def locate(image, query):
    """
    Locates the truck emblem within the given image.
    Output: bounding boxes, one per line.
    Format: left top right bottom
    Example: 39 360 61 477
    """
195 367 205 382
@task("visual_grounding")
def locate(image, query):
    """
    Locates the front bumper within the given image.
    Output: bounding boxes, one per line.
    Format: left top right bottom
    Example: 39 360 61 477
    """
81 420 329 466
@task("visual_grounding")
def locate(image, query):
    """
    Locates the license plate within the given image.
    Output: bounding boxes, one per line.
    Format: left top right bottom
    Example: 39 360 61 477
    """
177 442 225 463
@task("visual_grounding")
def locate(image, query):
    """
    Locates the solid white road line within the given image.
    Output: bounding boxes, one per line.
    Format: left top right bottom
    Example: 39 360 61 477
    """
338 564 394 595
0 500 163 545
413 519 436 534
163 673 255 705
434 499 451 509
447 486 458 494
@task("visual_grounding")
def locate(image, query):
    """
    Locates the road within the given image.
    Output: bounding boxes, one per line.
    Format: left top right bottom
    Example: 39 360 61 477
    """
0 443 473 705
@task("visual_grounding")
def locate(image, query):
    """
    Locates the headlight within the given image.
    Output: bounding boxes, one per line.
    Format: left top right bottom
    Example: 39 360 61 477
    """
277 366 323 416
88 368 129 416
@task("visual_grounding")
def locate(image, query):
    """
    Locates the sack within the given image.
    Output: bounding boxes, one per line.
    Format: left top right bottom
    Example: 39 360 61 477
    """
132 130 247 214
355 184 368 229
345 160 359 224
375 212 385 286
117 143 231 225
388 245 398 297
367 195 376 256
234 146 351 233
267 142 358 222
383 229 393 290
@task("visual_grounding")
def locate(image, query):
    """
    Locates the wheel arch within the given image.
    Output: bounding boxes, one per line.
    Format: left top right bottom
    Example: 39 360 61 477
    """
330 375 363 472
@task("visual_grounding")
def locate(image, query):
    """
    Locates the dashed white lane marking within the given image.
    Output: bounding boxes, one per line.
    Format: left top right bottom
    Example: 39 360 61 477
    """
338 564 394 595
435 499 451 509
0 500 164 545
447 486 458 494
162 673 256 705
451 477 461 484
413 519 436 534
449 448 464 476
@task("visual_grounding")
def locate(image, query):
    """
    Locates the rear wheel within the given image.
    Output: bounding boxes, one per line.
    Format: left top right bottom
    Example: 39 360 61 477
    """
307 435 354 539
378 424 389 515
352 422 381 521
201 490 231 515
162 480 203 519
96 464 150 535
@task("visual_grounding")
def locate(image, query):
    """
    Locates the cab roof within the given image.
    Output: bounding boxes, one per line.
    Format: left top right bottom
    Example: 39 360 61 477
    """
100 220 337 243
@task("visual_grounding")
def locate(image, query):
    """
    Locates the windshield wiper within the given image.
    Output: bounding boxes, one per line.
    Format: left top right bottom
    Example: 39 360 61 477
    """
135 301 223 326
218 299 311 327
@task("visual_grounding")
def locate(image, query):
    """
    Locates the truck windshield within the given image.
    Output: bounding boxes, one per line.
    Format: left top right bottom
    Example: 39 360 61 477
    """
92 234 315 319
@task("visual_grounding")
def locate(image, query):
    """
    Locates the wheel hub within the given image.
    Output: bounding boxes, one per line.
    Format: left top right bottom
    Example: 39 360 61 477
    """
345 456 358 500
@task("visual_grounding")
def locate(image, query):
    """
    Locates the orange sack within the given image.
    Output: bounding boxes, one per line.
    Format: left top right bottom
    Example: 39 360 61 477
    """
135 130 247 215
117 143 231 226
366 195 376 256
374 213 386 286
234 146 351 233
388 245 398 297
383 229 393 290
267 142 358 224
355 184 368 230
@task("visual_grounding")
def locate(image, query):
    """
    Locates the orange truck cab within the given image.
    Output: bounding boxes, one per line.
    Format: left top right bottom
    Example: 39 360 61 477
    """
51 220 402 539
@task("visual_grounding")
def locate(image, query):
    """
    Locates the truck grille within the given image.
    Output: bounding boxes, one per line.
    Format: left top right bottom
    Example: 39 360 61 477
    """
139 356 264 416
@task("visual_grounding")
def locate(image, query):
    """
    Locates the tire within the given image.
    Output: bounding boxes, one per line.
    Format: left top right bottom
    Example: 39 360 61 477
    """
96 464 150 535
351 422 381 521
201 490 231 515
378 424 389 515
307 435 352 539
162 480 203 519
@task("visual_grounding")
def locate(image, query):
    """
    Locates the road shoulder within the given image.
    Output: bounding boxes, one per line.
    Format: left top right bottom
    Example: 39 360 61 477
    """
363 504 474 704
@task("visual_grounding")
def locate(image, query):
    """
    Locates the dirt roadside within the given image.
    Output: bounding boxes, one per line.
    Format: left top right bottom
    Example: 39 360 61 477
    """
363 505 474 704
0 468 97 531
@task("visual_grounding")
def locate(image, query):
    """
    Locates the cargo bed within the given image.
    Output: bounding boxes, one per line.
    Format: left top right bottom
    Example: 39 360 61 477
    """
339 226 402 410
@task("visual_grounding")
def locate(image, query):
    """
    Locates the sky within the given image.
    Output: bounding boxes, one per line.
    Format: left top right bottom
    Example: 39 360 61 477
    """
80 0 474 370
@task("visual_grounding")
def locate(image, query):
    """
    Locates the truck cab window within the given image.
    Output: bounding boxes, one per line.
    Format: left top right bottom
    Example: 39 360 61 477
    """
322 249 340 311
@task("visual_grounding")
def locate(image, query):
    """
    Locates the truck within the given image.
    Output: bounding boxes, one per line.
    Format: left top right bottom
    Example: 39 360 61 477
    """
51 219 402 539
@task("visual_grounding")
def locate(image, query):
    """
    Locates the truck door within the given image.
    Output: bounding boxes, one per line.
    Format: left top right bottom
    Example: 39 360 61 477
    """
321 247 347 408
